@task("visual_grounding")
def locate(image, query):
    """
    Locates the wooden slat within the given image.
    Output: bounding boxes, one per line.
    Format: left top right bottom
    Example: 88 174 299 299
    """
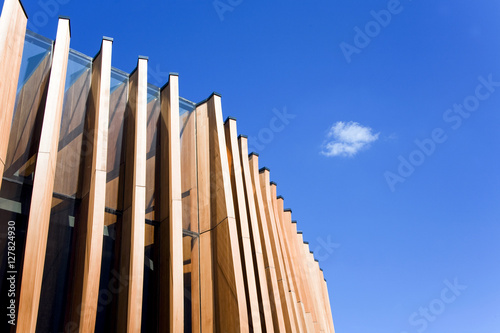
195 102 214 332
238 137 274 332
199 230 214 332
77 37 113 333
17 17 71 333
159 74 184 332
274 196 306 333
303 243 321 331
190 235 201 332
127 57 147 333
285 220 308 322
273 197 302 333
248 154 286 332
296 232 316 331
302 242 318 331
289 228 310 332
179 98 200 332
196 102 211 233
320 271 336 333
206 94 248 332
307 251 326 332
224 118 262 332
117 57 147 333
259 169 297 333
312 260 329 332
0 0 27 189
282 212 308 333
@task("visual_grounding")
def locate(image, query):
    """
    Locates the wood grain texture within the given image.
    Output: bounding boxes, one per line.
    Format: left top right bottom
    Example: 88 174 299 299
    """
189 235 201 332
296 232 315 330
320 271 336 333
312 260 329 333
127 58 147 333
238 136 274 332
259 170 297 333
199 230 214 332
224 118 262 332
17 18 71 333
159 74 184 332
307 250 326 332
195 103 214 332
0 0 27 189
249 154 286 332
275 196 305 333
196 103 210 234
206 95 248 333
117 58 147 333
180 105 198 232
302 243 322 331
77 38 112 333
283 213 309 333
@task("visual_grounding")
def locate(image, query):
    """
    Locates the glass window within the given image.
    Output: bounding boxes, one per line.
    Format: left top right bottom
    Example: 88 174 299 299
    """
95 68 129 333
37 48 92 333
0 30 53 333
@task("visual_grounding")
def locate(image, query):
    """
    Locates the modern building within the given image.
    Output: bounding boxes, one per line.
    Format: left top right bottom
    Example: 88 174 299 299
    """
0 0 335 332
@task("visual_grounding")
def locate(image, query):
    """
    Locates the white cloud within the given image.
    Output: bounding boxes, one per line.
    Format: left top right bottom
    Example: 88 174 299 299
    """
321 121 379 157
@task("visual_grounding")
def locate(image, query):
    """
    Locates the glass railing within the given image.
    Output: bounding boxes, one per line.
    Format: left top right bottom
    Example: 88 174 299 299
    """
16 30 52 95
64 49 92 93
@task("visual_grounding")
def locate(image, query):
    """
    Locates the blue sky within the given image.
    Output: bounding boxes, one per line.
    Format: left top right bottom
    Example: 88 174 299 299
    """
14 0 500 332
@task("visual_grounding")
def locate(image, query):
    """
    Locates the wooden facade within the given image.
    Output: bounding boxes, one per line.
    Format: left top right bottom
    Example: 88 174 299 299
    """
0 6 335 333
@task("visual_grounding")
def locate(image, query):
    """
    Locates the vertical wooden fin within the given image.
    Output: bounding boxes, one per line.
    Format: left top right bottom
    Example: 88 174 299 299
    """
286 219 310 332
259 169 297 333
321 272 336 333
312 260 329 332
296 232 315 331
17 17 71 333
77 37 113 333
195 101 214 332
127 56 147 333
302 242 320 331
118 56 147 333
238 137 274 332
159 74 184 332
205 94 248 332
248 154 286 332
0 0 27 189
274 194 305 333
224 118 262 332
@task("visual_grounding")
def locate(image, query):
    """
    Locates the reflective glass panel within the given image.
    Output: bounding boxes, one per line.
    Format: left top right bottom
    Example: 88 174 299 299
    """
95 68 129 333
0 30 52 332
37 48 92 332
